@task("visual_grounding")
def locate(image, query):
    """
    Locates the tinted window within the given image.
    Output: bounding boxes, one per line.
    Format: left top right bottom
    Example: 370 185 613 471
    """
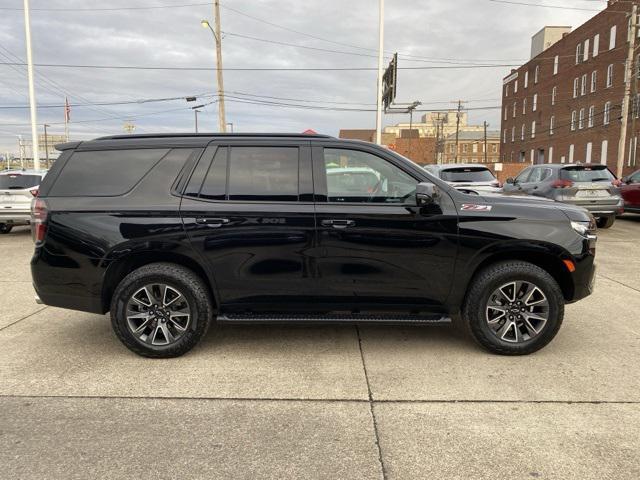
515 168 532 183
200 147 228 200
560 166 615 182
50 148 169 196
184 148 214 198
440 167 496 183
228 147 299 202
0 174 42 190
324 149 418 204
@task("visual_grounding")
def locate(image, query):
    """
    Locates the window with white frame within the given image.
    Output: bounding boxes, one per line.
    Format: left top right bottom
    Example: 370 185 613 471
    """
534 65 540 84
514 80 518 93
604 101 612 125
524 71 529 88
610 25 617 50
513 102 517 118
504 107 508 121
521 124 525 140
552 86 557 105
579 108 585 129
503 129 507 143
533 93 538 111
591 71 597 92
531 121 536 138
588 105 595 127
594 34 600 57
573 77 579 98
505 84 509 97
584 38 590 62
550 116 555 135
576 43 582 64
607 64 614 87
569 144 575 163
523 98 527 114
571 110 577 130
512 126 515 142
553 55 559 75
581 74 587 95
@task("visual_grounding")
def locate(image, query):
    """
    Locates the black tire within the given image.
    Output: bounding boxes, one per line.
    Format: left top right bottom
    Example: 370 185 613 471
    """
596 216 615 229
0 223 13 234
110 262 214 358
462 261 564 355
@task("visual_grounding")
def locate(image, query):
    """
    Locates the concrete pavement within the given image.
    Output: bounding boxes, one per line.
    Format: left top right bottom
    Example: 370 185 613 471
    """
1 219 639 479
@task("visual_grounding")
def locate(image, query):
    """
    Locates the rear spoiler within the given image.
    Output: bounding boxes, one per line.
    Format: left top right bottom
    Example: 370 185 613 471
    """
55 141 81 151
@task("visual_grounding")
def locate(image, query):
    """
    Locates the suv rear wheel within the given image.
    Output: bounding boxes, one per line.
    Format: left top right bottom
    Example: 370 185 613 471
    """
596 216 615 229
110 263 214 358
462 261 564 355
0 223 13 234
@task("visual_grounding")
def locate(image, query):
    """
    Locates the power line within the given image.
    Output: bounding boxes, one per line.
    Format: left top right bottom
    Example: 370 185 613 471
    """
0 2 212 11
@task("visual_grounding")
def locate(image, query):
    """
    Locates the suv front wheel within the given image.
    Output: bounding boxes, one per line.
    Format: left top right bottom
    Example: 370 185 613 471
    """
462 261 564 355
110 263 214 358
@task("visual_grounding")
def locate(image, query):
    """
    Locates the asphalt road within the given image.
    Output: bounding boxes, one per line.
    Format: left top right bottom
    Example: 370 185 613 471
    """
1 217 639 480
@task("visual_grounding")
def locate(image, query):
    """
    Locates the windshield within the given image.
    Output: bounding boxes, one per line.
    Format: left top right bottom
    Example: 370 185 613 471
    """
440 167 496 183
0 174 42 190
560 166 615 182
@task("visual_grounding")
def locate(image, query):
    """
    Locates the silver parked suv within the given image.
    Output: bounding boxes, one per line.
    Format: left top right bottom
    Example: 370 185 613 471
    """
503 164 623 228
0 170 46 233
424 164 502 193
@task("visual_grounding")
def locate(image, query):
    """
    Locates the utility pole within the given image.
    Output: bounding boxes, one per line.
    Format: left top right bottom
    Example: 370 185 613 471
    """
213 1 226 133
23 0 39 171
617 3 638 178
43 123 49 169
375 0 385 145
454 100 465 163
18 136 24 170
406 101 421 161
484 121 488 163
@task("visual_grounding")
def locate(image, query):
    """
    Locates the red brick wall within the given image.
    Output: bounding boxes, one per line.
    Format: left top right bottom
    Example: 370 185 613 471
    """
501 0 639 177
391 137 437 166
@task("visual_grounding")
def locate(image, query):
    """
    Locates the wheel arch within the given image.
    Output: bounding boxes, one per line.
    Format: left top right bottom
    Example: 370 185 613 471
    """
101 251 218 313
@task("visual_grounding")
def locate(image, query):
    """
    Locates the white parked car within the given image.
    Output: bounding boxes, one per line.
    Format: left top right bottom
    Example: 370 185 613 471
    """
424 164 502 194
0 170 47 233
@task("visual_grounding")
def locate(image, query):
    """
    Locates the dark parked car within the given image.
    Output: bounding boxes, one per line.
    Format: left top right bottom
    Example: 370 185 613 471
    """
620 169 640 214
424 164 502 193
502 164 623 229
32 134 597 358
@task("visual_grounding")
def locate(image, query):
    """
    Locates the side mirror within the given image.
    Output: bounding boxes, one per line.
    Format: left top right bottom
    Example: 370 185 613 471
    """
416 182 438 206
505 177 515 185
621 176 630 184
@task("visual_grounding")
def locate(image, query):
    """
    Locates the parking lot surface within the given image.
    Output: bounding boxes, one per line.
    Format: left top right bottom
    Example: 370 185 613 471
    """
1 218 639 479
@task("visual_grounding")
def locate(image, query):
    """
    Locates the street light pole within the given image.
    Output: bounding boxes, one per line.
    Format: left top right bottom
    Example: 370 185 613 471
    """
43 123 49 169
202 5 226 133
375 0 385 145
23 0 39 171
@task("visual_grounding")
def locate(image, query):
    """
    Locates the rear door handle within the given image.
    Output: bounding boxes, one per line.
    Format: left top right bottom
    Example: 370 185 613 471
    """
322 219 355 229
195 217 230 228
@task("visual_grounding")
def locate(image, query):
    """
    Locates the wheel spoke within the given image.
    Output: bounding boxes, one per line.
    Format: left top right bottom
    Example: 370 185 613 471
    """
523 286 547 306
498 282 517 303
523 317 540 337
486 306 507 324
163 286 183 307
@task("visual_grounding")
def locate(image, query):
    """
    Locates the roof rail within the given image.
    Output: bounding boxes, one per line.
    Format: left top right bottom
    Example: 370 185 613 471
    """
94 133 334 141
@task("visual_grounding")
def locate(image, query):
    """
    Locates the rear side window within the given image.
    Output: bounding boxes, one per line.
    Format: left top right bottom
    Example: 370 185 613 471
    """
49 148 169 196
440 167 495 183
560 166 614 182
0 174 42 190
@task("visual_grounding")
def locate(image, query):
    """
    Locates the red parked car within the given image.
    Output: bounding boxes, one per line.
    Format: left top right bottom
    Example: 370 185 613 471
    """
620 170 640 214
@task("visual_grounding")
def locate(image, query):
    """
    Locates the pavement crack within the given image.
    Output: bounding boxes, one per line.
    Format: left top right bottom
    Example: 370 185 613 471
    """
356 325 388 480
0 306 48 332
597 274 640 294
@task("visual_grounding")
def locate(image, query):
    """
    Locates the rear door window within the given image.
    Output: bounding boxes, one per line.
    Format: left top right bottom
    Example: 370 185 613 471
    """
0 174 42 190
440 167 495 183
49 148 169 196
560 166 615 183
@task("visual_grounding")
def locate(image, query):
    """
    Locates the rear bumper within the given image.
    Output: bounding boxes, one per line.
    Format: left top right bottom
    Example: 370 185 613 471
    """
0 210 30 224
556 199 623 217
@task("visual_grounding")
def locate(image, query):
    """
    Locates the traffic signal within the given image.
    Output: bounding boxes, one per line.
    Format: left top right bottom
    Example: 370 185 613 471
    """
382 53 398 111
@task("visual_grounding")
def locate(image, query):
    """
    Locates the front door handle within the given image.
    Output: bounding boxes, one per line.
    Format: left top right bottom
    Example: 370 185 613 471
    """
195 217 230 228
322 219 355 229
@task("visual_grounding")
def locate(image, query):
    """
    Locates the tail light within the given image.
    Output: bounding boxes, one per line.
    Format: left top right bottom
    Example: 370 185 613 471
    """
552 179 574 189
31 198 48 243
29 188 39 197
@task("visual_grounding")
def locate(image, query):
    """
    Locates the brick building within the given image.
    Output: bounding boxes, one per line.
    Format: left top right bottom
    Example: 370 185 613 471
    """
442 131 501 164
338 129 436 165
501 0 640 176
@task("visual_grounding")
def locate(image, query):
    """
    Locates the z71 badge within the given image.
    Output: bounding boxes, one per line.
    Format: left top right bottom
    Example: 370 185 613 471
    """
461 204 493 212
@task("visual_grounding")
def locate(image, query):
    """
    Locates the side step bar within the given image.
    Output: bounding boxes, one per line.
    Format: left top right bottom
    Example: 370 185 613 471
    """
217 313 452 325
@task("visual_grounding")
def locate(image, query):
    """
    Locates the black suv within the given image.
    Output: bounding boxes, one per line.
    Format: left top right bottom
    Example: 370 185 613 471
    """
31 134 597 358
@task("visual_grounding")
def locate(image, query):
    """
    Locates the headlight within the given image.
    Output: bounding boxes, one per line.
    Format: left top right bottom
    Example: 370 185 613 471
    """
571 221 589 236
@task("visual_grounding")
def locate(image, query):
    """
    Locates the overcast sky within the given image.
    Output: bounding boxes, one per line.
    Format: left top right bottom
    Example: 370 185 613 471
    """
0 0 599 154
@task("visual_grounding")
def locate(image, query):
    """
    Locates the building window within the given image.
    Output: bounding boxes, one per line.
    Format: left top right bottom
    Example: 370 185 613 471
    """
586 142 593 164
504 106 508 121
463 144 468 153
594 33 600 57
531 121 536 139
607 64 614 87
569 144 575 163
503 129 507 144
579 108 585 129
550 116 555 135
552 86 557 105
513 102 517 118
604 101 612 125
573 77 579 98
512 126 515 142
588 105 595 127
522 98 527 115
571 110 577 131
591 71 597 92
534 65 540 84
521 124 525 141
505 84 509 97
553 55 559 75
472 143 478 153
533 93 538 111
524 71 529 88
492 144 498 153
549 146 554 163
581 74 587 95
610 25 617 50
601 139 608 165
576 43 583 64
